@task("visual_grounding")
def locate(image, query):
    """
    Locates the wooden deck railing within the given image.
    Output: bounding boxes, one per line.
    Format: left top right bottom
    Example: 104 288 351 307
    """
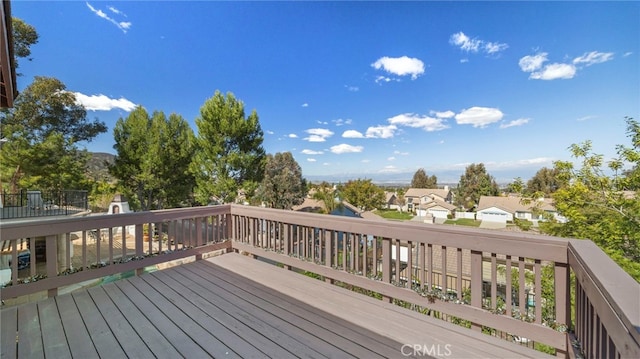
0 205 232 299
1 204 638 358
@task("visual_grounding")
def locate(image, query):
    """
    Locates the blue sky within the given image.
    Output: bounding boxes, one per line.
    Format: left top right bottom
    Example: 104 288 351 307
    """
13 1 639 183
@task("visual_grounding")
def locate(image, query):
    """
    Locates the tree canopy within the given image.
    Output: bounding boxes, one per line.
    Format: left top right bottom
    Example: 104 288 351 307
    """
255 152 307 209
311 181 340 214
454 163 499 210
411 168 438 188
110 107 195 210
541 117 640 281
339 178 385 211
0 77 106 192
12 17 39 73
526 167 563 196
191 91 266 204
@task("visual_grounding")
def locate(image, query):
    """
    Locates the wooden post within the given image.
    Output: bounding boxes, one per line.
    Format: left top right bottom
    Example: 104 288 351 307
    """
381 237 392 303
46 235 58 297
555 262 570 358
470 250 483 331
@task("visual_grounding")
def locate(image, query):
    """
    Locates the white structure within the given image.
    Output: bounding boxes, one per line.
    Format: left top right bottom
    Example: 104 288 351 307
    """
108 194 132 214
108 194 135 236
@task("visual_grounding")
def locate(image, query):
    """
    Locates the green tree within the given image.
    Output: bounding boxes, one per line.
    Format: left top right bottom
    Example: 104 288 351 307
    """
505 177 525 194
542 117 640 281
0 77 106 192
111 107 195 210
526 167 563 196
11 17 39 74
411 168 438 188
312 181 340 214
191 91 266 204
454 163 499 210
255 152 307 209
339 178 385 211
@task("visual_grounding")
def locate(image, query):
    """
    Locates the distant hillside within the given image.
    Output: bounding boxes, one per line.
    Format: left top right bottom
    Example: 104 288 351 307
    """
86 152 116 182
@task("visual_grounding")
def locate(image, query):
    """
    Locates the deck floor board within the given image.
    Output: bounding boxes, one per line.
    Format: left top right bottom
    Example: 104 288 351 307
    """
0 306 17 359
37 298 72 359
2 252 553 358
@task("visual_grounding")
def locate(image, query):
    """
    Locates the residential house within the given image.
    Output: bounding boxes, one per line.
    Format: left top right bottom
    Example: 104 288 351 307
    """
383 191 400 210
404 186 455 218
476 195 565 224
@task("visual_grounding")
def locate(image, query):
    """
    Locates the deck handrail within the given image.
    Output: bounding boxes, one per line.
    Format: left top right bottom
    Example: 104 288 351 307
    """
568 240 640 358
1 204 638 358
0 205 232 299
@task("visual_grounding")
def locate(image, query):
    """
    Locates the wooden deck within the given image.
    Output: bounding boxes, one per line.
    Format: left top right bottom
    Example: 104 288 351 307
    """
1 253 551 358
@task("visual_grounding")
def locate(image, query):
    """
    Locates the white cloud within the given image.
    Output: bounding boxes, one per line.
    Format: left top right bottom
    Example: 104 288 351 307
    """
455 107 503 128
460 58 469 63
371 56 425 80
86 2 131 33
334 118 352 126
431 110 455 119
449 32 481 52
519 52 548 72
301 149 323 155
520 51 611 81
342 130 364 138
577 115 597 122
500 118 530 129
307 158 317 162
288 133 298 138
394 150 409 156
450 32 508 55
387 156 396 161
345 85 359 92
74 92 136 111
387 113 449 132
375 75 394 84
529 63 576 80
107 6 126 16
365 125 397 139
484 157 555 170
304 128 334 142
379 165 400 173
484 41 509 54
302 103 309 107
330 144 364 154
573 51 614 66
623 52 633 57
266 130 274 135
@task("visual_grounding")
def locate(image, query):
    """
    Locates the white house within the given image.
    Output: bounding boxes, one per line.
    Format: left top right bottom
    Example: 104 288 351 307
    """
476 195 564 224
416 201 458 219
404 187 454 213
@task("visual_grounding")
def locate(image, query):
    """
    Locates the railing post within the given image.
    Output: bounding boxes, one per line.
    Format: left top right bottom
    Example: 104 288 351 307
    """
195 217 203 260
381 237 392 303
135 223 144 275
324 229 331 267
470 250 483 331
555 261 570 358
46 235 58 297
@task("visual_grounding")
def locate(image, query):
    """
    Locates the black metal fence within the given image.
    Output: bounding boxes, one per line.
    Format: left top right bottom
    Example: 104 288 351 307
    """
0 190 89 219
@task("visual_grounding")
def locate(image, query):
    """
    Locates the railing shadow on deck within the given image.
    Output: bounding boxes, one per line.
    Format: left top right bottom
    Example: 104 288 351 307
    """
1 204 638 358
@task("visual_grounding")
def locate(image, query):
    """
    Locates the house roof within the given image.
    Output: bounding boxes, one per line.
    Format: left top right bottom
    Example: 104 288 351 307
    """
404 188 450 199
384 191 397 203
0 1 16 108
477 196 556 213
417 200 457 211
